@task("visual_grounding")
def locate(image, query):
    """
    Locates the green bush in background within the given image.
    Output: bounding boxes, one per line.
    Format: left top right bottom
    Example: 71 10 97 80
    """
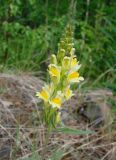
0 0 115 87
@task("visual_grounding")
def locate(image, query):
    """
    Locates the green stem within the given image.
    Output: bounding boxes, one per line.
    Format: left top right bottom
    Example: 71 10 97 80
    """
42 126 52 160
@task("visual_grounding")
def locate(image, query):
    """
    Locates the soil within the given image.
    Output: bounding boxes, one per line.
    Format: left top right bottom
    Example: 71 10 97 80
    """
0 73 116 160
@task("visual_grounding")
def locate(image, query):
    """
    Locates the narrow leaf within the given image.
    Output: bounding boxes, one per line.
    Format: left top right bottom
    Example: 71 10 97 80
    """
56 127 95 135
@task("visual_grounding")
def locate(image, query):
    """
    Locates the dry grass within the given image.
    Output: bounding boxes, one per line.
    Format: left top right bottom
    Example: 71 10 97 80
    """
0 73 116 160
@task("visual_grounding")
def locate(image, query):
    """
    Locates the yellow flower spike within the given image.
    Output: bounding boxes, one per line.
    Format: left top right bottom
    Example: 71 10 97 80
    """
36 88 50 102
62 56 70 69
48 64 61 80
36 24 84 128
51 54 57 65
65 86 74 100
68 71 84 83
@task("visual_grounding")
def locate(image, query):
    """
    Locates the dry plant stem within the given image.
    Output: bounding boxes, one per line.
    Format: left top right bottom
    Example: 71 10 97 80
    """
100 145 116 160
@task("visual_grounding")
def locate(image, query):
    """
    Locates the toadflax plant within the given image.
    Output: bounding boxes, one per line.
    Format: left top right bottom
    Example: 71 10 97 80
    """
36 25 84 129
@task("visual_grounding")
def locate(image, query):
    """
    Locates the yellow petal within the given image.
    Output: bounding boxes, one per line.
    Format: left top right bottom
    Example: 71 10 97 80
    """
68 72 84 83
71 57 78 68
51 67 59 75
50 96 62 108
68 71 84 83
68 72 79 80
41 90 49 100
52 98 61 106
49 64 61 78
36 88 50 102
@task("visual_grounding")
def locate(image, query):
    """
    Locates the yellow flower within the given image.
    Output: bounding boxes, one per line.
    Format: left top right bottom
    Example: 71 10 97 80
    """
50 91 63 108
36 83 54 102
68 71 84 83
70 56 81 71
50 97 62 108
36 88 50 102
65 86 74 100
48 64 61 81
71 57 78 67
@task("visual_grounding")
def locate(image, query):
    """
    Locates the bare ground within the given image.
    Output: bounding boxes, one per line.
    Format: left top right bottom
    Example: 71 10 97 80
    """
0 73 116 160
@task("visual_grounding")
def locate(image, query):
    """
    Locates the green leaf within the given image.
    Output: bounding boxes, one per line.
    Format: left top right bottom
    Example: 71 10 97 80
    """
50 150 64 160
56 127 95 135
24 153 42 160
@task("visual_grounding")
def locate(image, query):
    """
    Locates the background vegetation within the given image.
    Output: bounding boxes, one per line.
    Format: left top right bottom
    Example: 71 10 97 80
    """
0 0 115 88
0 1 116 159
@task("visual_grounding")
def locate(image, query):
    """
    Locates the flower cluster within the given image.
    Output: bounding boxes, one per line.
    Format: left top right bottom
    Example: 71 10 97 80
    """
36 25 84 127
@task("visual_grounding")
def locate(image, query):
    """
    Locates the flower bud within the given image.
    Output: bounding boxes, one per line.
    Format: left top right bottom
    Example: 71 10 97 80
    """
58 49 66 61
51 54 57 64
62 56 70 69
70 48 75 55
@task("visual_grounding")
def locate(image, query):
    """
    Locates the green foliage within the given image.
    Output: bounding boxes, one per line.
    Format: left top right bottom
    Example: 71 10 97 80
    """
56 127 94 135
75 7 116 80
24 153 42 160
0 0 115 84
49 150 64 160
23 150 64 160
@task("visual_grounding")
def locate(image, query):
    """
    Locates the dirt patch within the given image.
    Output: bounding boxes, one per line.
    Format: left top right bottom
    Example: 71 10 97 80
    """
0 73 115 160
